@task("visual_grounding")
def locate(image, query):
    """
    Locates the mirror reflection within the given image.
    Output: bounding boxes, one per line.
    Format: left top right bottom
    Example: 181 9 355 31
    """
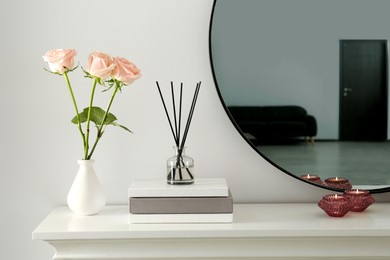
211 0 390 191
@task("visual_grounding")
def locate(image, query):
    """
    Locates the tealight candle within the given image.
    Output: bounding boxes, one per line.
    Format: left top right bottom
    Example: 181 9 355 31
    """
318 194 350 217
324 177 352 190
299 174 323 185
344 189 375 212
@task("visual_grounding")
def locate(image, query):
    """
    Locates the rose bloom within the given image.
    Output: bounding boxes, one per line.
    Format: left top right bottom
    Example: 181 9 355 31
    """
111 57 141 85
86 52 116 80
42 49 76 74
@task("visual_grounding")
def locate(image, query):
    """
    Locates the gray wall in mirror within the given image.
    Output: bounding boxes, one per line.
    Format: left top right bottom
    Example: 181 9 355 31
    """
211 0 390 139
211 0 390 191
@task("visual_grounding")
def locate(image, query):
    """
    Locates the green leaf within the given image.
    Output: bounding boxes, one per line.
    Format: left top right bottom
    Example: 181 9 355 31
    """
71 106 116 126
71 111 88 124
83 106 117 126
71 107 131 134
112 122 133 133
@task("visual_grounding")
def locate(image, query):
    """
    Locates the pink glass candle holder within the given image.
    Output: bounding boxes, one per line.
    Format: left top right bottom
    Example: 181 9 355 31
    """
300 174 323 185
318 194 350 217
324 177 352 190
344 189 375 212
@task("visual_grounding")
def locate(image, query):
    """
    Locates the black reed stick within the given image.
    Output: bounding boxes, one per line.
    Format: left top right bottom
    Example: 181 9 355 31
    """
176 82 200 180
170 82 179 146
177 83 183 146
176 83 184 180
156 81 177 143
179 82 201 150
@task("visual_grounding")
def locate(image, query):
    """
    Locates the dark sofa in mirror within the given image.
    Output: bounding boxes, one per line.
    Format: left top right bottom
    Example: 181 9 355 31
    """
228 105 317 144
210 0 390 193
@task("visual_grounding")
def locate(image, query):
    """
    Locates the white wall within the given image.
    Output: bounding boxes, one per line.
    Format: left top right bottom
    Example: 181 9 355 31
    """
212 0 390 139
1 1 390 259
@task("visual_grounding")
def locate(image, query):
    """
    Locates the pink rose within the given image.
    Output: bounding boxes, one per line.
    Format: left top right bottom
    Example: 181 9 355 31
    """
42 49 76 74
86 52 115 80
111 57 141 85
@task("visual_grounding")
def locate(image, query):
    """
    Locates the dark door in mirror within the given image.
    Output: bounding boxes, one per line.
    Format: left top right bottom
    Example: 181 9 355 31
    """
339 40 388 141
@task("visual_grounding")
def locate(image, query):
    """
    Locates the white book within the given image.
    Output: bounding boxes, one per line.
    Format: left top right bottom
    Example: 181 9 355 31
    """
128 178 229 198
129 213 233 224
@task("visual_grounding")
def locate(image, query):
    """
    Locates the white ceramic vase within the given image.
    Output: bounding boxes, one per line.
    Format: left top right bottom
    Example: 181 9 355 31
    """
67 160 106 216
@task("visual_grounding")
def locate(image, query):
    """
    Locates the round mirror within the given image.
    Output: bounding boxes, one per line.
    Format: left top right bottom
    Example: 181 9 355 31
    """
210 0 390 193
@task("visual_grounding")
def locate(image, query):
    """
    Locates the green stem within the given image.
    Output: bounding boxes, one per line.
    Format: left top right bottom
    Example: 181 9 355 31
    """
63 72 86 150
84 79 98 159
88 131 103 161
87 81 121 159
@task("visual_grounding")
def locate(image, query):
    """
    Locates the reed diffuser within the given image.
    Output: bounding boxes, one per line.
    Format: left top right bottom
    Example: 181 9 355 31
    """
156 81 201 185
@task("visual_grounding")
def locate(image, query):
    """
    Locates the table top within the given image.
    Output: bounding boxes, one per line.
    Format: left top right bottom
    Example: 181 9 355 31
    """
32 203 390 241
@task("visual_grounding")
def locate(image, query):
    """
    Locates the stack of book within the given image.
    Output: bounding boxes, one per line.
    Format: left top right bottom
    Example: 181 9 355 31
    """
128 178 233 223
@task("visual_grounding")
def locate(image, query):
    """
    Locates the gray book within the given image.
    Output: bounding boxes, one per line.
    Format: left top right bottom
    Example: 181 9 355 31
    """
129 191 233 214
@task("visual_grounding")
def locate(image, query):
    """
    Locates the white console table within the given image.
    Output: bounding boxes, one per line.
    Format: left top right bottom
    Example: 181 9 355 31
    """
33 203 390 259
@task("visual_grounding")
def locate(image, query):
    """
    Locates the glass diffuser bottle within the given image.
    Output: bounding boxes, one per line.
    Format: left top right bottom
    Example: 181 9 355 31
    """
167 146 194 185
